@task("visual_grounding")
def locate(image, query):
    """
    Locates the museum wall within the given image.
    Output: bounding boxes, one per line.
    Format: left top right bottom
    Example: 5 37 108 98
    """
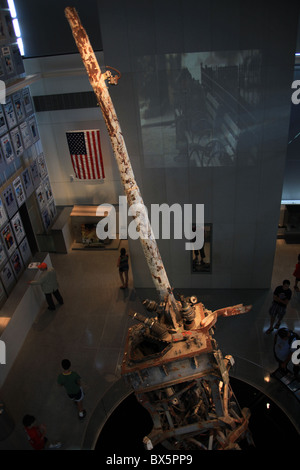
24 53 123 206
0 2 62 306
96 0 300 290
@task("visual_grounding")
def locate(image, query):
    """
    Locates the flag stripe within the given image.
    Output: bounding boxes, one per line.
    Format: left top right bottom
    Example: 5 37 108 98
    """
91 130 100 179
86 132 94 179
97 130 105 178
70 155 77 177
66 130 105 180
86 131 95 179
84 133 91 180
80 154 86 179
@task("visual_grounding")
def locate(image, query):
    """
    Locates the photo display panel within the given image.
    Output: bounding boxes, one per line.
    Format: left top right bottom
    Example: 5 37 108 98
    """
11 211 25 244
1 222 16 257
2 184 18 218
19 237 31 265
10 248 23 278
0 260 15 292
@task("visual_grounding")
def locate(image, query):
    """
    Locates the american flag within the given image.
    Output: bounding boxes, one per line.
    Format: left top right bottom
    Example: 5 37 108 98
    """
66 130 105 180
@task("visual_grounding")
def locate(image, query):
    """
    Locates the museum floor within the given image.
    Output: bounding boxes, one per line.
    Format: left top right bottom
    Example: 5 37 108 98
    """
0 238 300 450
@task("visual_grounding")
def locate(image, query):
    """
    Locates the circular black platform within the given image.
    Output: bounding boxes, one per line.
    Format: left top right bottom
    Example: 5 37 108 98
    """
96 377 300 450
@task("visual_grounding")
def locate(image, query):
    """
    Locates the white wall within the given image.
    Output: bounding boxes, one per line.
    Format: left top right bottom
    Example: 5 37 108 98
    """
24 53 123 207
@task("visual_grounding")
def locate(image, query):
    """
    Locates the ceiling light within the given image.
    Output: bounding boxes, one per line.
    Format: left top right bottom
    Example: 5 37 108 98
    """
7 0 17 18
12 18 21 38
17 37 24 56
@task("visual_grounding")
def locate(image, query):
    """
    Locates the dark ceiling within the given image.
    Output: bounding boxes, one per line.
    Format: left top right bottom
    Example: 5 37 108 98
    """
13 1 300 60
14 0 103 58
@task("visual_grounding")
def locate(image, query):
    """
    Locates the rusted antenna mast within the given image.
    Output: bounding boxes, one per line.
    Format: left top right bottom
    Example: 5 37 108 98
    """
65 6 179 325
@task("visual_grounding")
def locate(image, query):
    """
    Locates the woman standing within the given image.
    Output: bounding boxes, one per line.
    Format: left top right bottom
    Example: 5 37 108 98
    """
117 247 129 289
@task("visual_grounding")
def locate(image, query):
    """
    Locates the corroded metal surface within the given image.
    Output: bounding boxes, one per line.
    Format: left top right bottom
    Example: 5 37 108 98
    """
122 295 254 450
65 7 176 309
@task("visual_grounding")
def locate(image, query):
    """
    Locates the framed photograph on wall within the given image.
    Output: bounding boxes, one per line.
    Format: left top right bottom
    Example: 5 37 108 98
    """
2 184 18 218
21 167 34 198
1 260 15 292
20 120 32 149
37 153 47 179
3 96 16 129
36 184 46 210
13 176 26 207
30 160 41 189
11 212 25 244
0 195 7 228
10 248 23 278
2 46 14 76
19 236 31 265
22 87 33 115
28 115 39 143
42 207 51 231
1 222 16 257
12 91 25 123
43 176 53 202
1 133 14 164
10 126 23 158
0 106 7 135
0 147 6 172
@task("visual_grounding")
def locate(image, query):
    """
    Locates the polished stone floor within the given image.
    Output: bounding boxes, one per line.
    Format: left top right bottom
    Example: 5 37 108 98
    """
0 238 300 450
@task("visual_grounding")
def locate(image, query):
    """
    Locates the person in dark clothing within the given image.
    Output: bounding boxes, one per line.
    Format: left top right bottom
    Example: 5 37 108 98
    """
57 359 86 420
117 247 129 289
266 280 292 334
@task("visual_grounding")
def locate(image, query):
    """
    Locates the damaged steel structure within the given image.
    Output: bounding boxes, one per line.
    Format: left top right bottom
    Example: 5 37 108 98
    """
122 297 253 450
65 7 254 450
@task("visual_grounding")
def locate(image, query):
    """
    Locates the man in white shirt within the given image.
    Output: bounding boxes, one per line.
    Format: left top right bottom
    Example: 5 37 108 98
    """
29 262 64 310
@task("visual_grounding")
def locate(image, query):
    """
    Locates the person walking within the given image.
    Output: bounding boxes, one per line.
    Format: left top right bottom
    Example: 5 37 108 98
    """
57 359 86 420
22 414 62 450
28 262 64 310
117 247 129 289
266 280 292 334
